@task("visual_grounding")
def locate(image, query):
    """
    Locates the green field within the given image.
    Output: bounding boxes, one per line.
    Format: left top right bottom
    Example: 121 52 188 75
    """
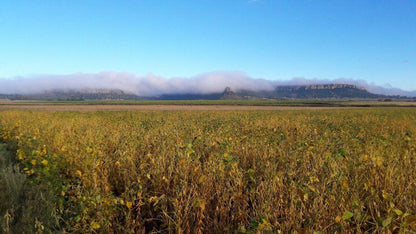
1 99 416 107
1 108 416 232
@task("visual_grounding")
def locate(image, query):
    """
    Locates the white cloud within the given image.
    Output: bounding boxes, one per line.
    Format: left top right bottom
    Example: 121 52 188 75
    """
0 71 415 97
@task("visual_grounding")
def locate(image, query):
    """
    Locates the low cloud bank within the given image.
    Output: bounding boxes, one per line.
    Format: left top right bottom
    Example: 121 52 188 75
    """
0 71 415 97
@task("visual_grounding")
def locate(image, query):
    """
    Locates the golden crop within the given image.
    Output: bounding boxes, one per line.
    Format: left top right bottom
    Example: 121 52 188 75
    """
0 109 415 233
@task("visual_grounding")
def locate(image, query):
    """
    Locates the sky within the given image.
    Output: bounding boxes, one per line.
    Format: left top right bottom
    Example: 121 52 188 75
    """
0 0 415 92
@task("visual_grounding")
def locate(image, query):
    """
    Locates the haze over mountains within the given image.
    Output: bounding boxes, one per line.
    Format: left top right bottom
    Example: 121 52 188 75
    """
0 71 415 99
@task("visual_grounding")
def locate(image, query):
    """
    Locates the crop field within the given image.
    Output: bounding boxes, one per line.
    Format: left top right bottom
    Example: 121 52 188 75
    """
1 108 416 233
1 99 416 107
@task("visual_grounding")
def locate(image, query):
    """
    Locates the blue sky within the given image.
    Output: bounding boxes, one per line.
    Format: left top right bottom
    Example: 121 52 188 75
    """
0 0 415 90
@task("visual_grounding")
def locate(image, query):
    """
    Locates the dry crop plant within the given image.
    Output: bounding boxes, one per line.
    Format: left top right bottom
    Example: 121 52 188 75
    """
0 109 415 233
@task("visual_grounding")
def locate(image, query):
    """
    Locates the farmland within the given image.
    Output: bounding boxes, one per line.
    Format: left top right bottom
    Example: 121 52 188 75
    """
1 108 416 232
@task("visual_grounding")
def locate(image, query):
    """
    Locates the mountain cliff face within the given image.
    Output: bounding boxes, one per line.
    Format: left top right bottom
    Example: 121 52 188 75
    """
271 84 380 99
220 87 243 100
232 84 384 100
276 84 363 91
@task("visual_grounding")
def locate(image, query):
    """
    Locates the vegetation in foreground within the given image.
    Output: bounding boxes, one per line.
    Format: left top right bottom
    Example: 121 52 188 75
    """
0 109 416 232
1 99 416 107
0 143 60 233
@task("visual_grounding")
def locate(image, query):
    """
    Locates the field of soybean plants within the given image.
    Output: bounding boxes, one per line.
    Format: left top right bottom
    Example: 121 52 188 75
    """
0 108 416 233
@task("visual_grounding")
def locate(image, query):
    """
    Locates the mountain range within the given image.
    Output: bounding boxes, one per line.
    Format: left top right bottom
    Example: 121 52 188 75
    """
1 84 413 101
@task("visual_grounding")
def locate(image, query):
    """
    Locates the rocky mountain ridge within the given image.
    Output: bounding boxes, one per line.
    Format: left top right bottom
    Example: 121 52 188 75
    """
0 84 413 101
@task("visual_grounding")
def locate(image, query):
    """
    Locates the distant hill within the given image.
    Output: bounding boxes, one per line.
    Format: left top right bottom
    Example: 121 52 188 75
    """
272 84 382 99
0 89 143 101
223 84 387 100
0 84 411 101
220 87 243 100
156 84 391 100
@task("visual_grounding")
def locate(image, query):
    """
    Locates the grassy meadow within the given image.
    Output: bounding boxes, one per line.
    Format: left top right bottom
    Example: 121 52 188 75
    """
1 108 416 233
